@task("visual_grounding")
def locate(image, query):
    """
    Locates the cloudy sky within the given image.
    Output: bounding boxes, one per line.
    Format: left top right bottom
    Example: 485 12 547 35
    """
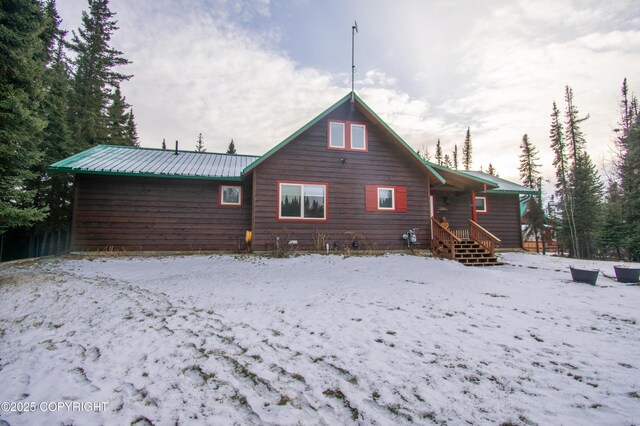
57 0 640 185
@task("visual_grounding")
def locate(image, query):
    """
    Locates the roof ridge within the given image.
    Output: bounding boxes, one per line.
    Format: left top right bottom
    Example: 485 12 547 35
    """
94 144 260 158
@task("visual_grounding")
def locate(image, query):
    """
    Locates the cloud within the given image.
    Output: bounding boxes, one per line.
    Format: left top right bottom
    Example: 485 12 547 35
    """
57 0 640 187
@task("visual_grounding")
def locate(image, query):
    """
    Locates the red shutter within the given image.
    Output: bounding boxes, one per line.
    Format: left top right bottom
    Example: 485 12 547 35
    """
395 186 407 212
365 185 378 211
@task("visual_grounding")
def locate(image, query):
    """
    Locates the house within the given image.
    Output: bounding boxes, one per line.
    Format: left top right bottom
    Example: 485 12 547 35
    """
48 92 535 261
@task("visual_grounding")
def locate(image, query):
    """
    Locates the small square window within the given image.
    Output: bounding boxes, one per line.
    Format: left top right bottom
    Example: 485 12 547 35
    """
351 124 366 150
475 196 487 213
221 185 242 206
378 187 395 210
329 122 345 148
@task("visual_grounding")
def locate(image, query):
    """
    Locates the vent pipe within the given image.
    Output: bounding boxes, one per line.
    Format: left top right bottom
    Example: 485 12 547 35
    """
175 140 179 155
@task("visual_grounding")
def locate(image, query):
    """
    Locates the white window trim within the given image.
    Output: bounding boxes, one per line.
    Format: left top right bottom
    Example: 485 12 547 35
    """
221 185 242 205
475 196 487 213
350 124 367 150
377 187 395 210
329 122 345 149
278 183 327 220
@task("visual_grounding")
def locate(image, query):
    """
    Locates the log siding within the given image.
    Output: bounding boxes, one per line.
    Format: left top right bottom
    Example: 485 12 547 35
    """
251 101 431 251
72 174 252 251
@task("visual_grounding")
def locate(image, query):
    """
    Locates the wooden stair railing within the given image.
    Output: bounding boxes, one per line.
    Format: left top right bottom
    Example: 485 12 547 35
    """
431 218 461 260
468 219 501 256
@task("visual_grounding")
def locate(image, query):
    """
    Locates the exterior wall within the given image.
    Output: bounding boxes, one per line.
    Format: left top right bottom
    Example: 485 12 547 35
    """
476 193 523 249
432 191 522 248
251 102 431 251
72 174 251 251
432 191 471 230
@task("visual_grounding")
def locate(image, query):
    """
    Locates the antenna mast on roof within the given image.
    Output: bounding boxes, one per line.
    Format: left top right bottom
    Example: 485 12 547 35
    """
351 20 358 103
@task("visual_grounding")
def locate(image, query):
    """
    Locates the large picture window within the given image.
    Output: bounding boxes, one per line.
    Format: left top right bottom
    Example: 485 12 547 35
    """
278 182 327 221
220 185 242 206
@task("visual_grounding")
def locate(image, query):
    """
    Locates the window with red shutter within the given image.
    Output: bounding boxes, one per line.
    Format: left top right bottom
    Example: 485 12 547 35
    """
364 185 407 212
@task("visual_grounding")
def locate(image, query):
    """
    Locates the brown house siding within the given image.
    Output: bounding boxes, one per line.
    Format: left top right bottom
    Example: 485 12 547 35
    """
432 192 472 230
72 174 251 251
476 193 523 249
251 102 431 251
432 191 522 248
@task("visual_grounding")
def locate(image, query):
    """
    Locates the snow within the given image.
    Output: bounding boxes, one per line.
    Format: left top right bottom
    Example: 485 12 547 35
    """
1 252 639 425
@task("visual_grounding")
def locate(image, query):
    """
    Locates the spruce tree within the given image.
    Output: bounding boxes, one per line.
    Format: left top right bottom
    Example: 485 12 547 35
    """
227 139 236 154
0 0 49 231
487 163 497 176
127 109 138 147
29 32 75 238
564 85 589 164
69 0 132 151
462 127 472 170
569 152 602 258
435 139 443 165
519 134 541 190
443 154 452 168
162 138 166 150
549 101 574 254
195 133 206 152
598 182 626 258
453 145 459 169
621 111 640 260
106 84 130 146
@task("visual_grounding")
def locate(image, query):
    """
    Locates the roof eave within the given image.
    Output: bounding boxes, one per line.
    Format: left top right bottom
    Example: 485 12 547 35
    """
46 168 245 182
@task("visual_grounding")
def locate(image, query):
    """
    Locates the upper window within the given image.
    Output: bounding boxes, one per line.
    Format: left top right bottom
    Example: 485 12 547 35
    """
329 122 345 149
475 196 487 213
328 121 367 151
220 185 242 206
378 187 395 210
351 124 366 150
279 182 327 221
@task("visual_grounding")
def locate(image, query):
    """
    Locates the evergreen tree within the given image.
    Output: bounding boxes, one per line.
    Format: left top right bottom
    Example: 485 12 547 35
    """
597 182 626 258
453 145 459 169
127 109 138 147
549 101 574 254
68 0 132 151
487 163 497 176
523 196 545 253
435 139 443 165
443 154 452 168
29 31 75 237
195 133 206 152
416 145 431 161
519 134 541 190
462 127 472 170
106 84 130 146
621 110 640 260
564 85 589 164
550 102 569 194
568 152 603 258
162 138 166 150
227 139 236 154
0 0 49 231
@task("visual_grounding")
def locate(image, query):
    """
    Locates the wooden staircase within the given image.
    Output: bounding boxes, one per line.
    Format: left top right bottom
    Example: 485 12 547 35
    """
431 218 504 267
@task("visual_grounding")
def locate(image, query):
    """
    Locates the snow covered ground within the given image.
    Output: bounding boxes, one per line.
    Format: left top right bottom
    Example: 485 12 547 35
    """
0 252 639 425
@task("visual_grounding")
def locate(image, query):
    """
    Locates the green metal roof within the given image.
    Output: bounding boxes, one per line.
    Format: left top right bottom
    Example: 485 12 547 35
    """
243 91 446 185
48 145 259 181
427 162 498 187
462 170 538 195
